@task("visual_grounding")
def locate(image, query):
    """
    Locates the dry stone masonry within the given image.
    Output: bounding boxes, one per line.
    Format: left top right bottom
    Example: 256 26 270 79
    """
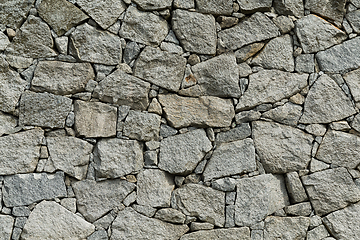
1 0 360 239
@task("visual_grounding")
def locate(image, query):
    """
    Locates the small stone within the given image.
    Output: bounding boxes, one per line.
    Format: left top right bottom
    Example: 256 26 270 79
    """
263 103 302 127
0 0 35 29
309 159 330 173
190 222 214 231
263 216 310 239
5 55 33 69
12 206 31 217
305 124 327 136
238 63 252 78
132 204 156 217
235 42 265 63
285 172 308 204
14 217 27 228
237 0 272 13
226 192 236 205
160 125 178 138
93 213 115 230
273 0 304 18
144 150 158 167
173 0 195 9
180 227 251 240
235 111 261 124
0 111 18 137
155 208 186 224
305 0 346 22
295 54 315 73
54 36 68 54
307 225 330 240
211 177 238 192
0 32 10 51
346 10 360 33
0 215 14 240
343 68 360 103
133 0 172 10
285 202 312 216
148 98 162 115
60 198 77 213
218 16 239 29
187 54 200 66
160 42 184 54
123 191 136 207
215 124 252 143
145 141 160 151
87 229 108 240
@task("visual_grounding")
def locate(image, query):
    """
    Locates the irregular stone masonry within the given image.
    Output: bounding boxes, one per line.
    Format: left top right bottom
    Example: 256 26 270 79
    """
1 0 360 239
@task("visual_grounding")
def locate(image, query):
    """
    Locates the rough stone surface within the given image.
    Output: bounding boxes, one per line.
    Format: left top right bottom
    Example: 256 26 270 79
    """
134 47 187 92
0 112 17 137
93 138 143 179
154 208 186 224
215 123 252 143
264 216 310 240
111 207 189 240
195 0 233 15
346 10 360 33
273 0 304 18
72 179 136 222
300 74 356 124
172 184 225 227
31 61 95 95
302 167 360 216
159 129 212 175
252 121 313 174
159 94 235 128
343 68 360 102
180 227 251 240
236 70 308 111
285 172 308 203
262 102 302 127
0 0 35 29
21 201 95 240
19 91 72 128
235 174 289 226
2 172 67 207
305 0 346 22
123 110 161 141
0 215 14 240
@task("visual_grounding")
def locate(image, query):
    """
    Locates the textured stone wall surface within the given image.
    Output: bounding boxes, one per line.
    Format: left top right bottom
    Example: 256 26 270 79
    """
1 0 360 239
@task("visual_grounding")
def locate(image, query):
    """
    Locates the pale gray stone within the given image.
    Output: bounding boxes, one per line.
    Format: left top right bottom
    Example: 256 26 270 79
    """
352 114 360 132
190 222 214 231
137 169 174 208
252 35 294 72
273 16 295 34
173 0 195 9
119 6 169 46
300 74 356 124
273 0 304 18
172 9 217 55
212 177 238 192
132 204 157 217
215 124 252 143
77 0 126 29
93 213 115 230
134 47 187 92
160 124 177 138
111 207 189 240
159 129 212 175
238 63 252 78
235 111 261 124
54 36 67 54
158 94 235 128
218 12 279 51
295 14 346 54
5 55 33 69
0 128 43 175
60 198 77 213
306 225 330 240
87 229 108 240
263 216 310 240
305 124 327 136
19 91 72 128
93 69 150 111
316 130 360 168
235 43 265 63
0 215 14 240
203 139 256 181
12 206 30 217
0 32 10 51
285 172 308 203
235 174 289 227
262 103 302 127
196 0 233 15
237 0 272 13
133 0 172 10
305 0 346 22
0 0 35 29
21 201 95 240
295 54 315 73
172 184 225 227
74 100 117 138
0 112 17 137
160 42 184 54
236 70 308 111
2 172 66 207
93 138 143 179
252 121 313 174
123 191 136 207
180 227 251 240
225 205 235 228
285 202 312 216
316 37 360 73
70 23 122 65
309 158 329 173
5 16 57 58
346 10 360 33
155 208 186 224
38 0 89 36
302 167 360 216
31 61 95 95
73 179 135 222
46 137 93 180
344 68 360 102
323 202 360 240
144 150 158 167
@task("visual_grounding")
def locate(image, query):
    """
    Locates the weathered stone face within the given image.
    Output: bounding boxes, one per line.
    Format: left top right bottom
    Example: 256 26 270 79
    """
0 0 35 29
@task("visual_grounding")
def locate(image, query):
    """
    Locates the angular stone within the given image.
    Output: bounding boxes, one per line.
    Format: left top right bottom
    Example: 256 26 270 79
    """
236 70 308 111
159 94 235 128
0 0 35 29
305 0 346 22
285 172 308 203
72 179 135 222
133 0 172 10
219 12 279 51
203 139 256 181
172 184 225 227
188 53 240 98
70 23 122 65
0 67 27 113
38 0 89 36
316 37 360 73
315 130 360 169
237 0 272 13
46 137 93 180
180 227 251 240
235 174 289 226
21 201 95 240
346 10 360 33
252 35 294 72
76 0 126 29
235 43 265 63
309 159 329 173
264 216 310 239
307 225 330 240
302 167 360 216
273 0 304 18
2 172 66 207
159 129 212 175
295 15 346 54
120 6 169 46
190 222 214 231
323 202 360 240
0 215 14 240
344 68 360 102
0 112 17 137
93 69 150 111
132 204 157 217
172 9 216 55
5 16 57 58
0 32 10 51
155 208 186 224
262 103 302 127
215 123 252 143
31 61 95 95
295 54 315 73
74 100 117 138
88 230 108 240
285 202 312 216
134 47 186 92
252 121 313 173
300 74 356 124
196 0 233 15
137 169 174 208
19 91 72 128
212 177 238 192
93 138 143 179
111 207 189 240
352 114 360 132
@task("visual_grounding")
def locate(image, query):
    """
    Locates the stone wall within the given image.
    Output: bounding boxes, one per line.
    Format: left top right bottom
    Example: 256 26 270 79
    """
0 0 359 239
